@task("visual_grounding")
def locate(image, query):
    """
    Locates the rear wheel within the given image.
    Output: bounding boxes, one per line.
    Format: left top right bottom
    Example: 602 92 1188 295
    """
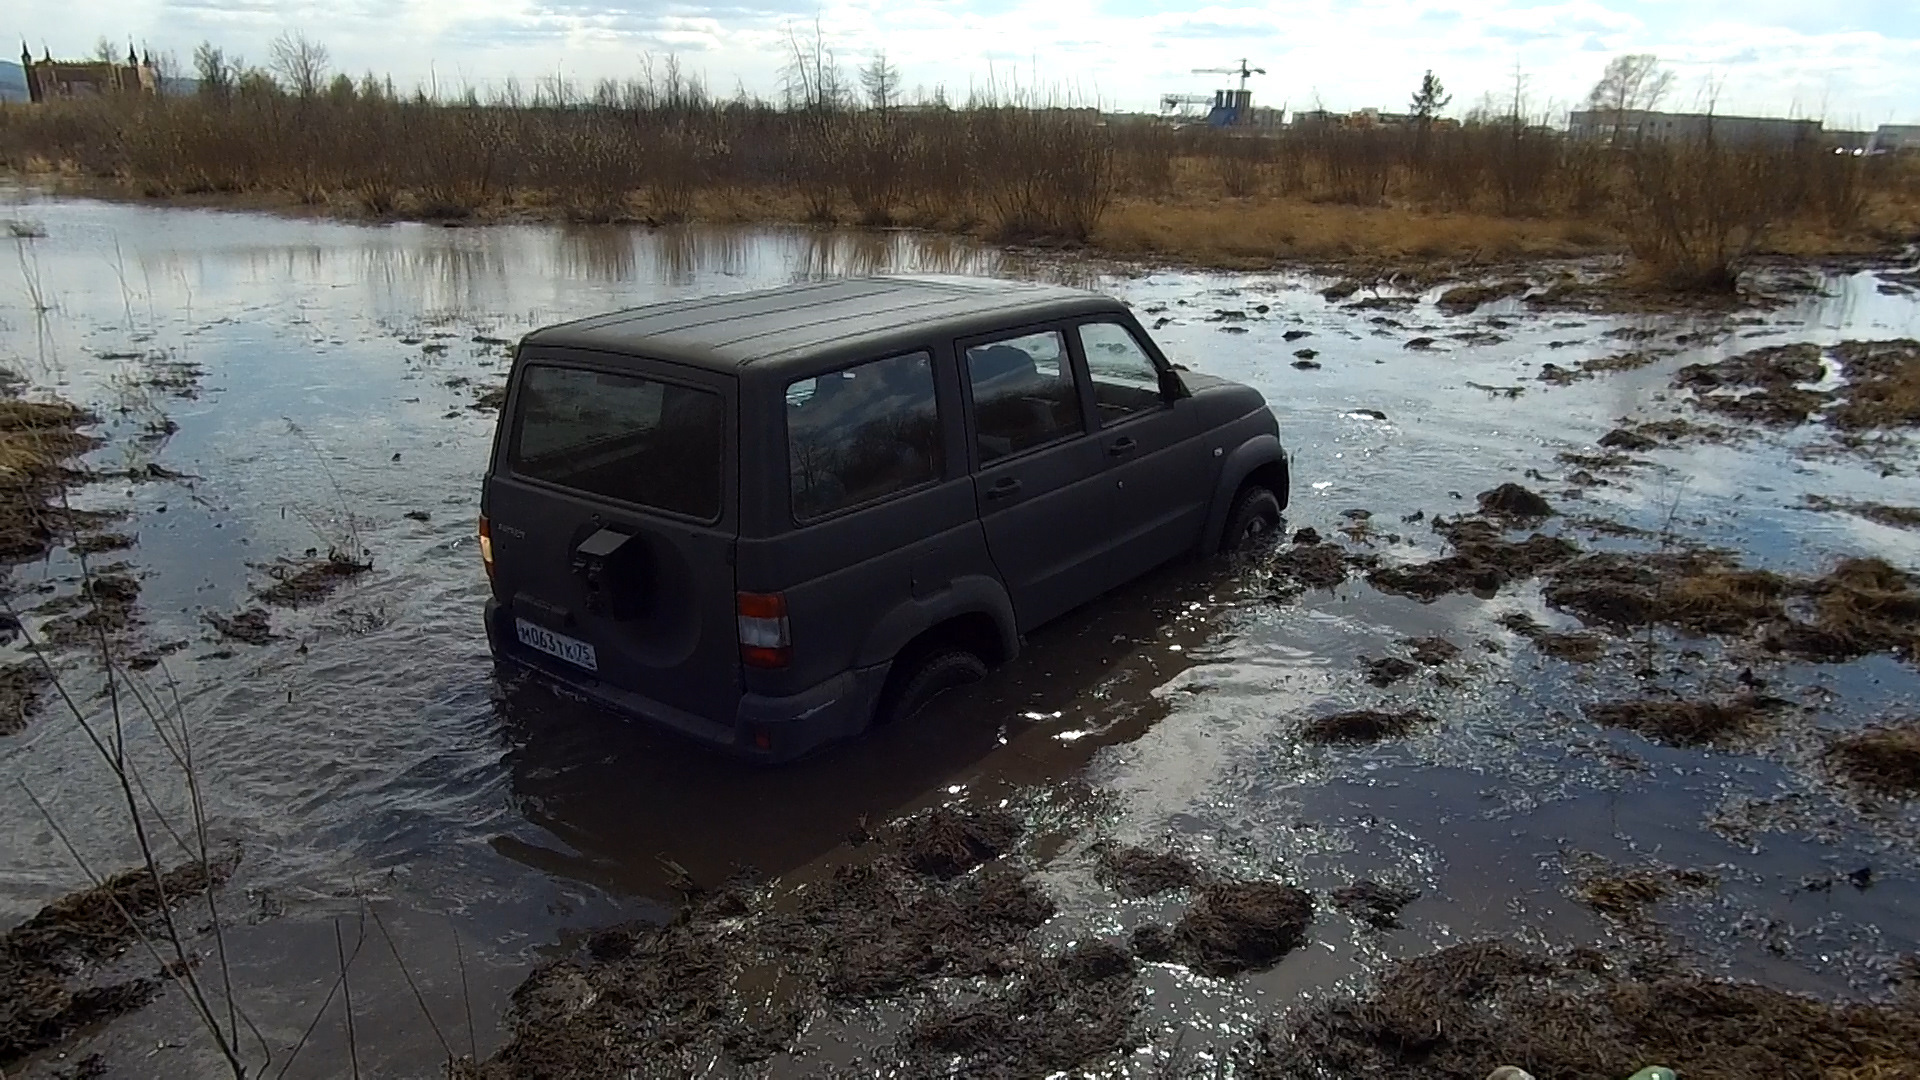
878 648 988 725
1222 484 1282 553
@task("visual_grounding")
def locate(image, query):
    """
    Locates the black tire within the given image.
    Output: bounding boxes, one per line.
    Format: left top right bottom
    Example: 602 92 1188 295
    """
1222 485 1282 553
879 648 988 725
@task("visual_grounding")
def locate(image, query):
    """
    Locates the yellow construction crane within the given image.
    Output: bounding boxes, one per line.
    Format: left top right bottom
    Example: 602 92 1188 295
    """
1193 59 1265 91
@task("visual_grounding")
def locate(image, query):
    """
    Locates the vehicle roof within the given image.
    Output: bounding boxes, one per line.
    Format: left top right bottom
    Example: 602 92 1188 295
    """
520 275 1120 374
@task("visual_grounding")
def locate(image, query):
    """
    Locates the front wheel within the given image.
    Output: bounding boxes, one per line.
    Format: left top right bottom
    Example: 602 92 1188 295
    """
1222 485 1282 554
877 648 988 725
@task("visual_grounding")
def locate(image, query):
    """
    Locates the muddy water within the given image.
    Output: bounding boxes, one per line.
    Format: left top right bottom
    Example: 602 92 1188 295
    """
2 185 1918 1076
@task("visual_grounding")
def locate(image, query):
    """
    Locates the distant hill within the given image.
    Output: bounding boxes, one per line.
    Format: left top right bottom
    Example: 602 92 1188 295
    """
0 61 26 103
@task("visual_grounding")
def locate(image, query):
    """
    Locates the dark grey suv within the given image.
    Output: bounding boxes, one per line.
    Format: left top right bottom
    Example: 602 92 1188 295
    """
481 276 1288 760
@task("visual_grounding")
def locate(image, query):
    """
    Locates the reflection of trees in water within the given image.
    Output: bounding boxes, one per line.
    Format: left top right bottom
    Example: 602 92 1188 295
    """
558 225 637 282
789 357 942 517
647 227 746 284
785 228 1100 288
354 238 506 314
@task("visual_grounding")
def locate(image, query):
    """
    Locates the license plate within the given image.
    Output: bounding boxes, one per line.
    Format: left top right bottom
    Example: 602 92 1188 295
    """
515 618 598 672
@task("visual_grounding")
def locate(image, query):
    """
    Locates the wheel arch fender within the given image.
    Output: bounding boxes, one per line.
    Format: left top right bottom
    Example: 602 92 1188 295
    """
852 574 1021 669
1199 435 1290 556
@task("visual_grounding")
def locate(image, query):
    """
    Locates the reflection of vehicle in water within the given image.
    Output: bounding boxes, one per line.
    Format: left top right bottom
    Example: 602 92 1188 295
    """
493 552 1230 900
480 275 1288 760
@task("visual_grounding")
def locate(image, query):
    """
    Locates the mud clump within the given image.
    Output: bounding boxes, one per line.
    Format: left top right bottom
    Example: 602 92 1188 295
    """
470 384 508 412
1538 631 1607 662
1368 517 1578 601
205 608 274 645
1403 636 1459 666
1497 612 1607 662
1332 880 1420 929
39 573 142 646
255 554 373 606
471 819 1066 1078
0 395 101 564
1588 695 1786 748
1765 556 1920 661
0 662 50 736
1437 280 1529 314
1676 343 1832 427
1363 656 1420 687
1599 427 1658 451
909 940 1136 1077
1095 844 1199 898
1133 881 1314 977
1573 862 1717 921
890 806 1022 880
1827 339 1920 430
2 860 230 1066
1804 494 1920 530
1268 534 1355 597
1258 940 1920 1080
1674 340 1920 433
1478 483 1554 522
1302 710 1433 745
1544 551 1788 634
1827 721 1920 797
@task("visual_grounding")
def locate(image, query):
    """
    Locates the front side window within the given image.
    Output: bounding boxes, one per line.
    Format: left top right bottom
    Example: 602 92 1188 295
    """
511 364 724 520
1079 322 1165 424
787 351 943 521
965 330 1082 463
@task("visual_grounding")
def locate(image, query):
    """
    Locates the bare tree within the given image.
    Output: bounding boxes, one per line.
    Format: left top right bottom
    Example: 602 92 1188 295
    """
192 42 234 97
1587 53 1675 142
94 36 118 63
781 19 846 113
860 51 901 113
269 31 331 98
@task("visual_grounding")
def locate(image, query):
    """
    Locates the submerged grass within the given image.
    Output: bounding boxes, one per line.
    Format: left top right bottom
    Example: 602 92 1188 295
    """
1827 721 1920 797
1 860 232 1066
1587 695 1787 748
1256 941 1920 1080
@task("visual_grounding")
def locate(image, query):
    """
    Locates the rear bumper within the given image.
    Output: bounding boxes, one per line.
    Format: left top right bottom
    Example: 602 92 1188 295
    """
485 599 887 762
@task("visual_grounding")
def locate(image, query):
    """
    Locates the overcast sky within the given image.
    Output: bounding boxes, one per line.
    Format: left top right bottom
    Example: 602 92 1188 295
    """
14 0 1920 125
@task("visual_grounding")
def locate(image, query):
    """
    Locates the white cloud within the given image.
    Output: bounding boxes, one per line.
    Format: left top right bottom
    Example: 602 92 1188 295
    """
11 0 1917 122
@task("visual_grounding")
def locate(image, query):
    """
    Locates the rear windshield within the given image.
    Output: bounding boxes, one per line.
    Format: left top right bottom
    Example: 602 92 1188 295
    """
510 364 724 520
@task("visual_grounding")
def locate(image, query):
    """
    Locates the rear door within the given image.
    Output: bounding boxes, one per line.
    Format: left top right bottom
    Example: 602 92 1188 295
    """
961 326 1111 631
1073 318 1213 584
484 350 741 726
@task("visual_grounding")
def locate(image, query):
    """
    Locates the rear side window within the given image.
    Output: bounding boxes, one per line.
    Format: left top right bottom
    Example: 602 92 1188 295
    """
787 351 943 521
965 330 1083 463
511 364 724 521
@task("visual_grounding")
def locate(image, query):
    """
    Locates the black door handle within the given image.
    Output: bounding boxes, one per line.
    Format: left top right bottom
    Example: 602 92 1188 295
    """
985 477 1023 500
1108 436 1139 456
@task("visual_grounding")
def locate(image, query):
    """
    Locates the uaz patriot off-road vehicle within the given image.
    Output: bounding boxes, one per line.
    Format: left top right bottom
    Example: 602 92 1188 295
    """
482 276 1288 759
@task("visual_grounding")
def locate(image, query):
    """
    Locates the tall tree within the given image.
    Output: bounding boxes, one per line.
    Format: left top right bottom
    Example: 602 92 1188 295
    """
268 31 330 98
1408 69 1451 123
860 50 901 113
193 43 234 97
1587 54 1674 141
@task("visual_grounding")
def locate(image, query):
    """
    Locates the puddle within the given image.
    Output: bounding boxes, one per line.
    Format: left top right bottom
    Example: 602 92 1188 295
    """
2 184 1918 1075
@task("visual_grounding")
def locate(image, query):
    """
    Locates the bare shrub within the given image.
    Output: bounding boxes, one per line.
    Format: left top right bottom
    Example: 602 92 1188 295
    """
1620 135 1802 291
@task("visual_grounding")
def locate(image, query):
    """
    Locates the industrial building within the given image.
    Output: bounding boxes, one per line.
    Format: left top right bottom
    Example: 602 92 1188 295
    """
1869 125 1920 154
1567 108 1822 147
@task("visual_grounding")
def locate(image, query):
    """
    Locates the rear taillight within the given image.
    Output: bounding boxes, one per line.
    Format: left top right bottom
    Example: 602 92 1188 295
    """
736 591 790 669
478 516 495 580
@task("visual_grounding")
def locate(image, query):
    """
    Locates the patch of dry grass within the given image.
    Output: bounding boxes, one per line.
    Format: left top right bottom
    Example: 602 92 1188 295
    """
1827 721 1920 796
1095 197 1608 268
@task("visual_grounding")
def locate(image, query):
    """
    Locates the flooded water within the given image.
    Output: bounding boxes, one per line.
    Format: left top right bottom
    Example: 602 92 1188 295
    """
2 185 1918 1076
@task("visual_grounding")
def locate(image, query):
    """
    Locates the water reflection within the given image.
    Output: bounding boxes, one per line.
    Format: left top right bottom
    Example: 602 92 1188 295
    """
492 557 1226 900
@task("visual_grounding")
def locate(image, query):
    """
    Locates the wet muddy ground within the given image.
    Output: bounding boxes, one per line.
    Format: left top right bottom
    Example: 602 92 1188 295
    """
1 184 1918 1077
